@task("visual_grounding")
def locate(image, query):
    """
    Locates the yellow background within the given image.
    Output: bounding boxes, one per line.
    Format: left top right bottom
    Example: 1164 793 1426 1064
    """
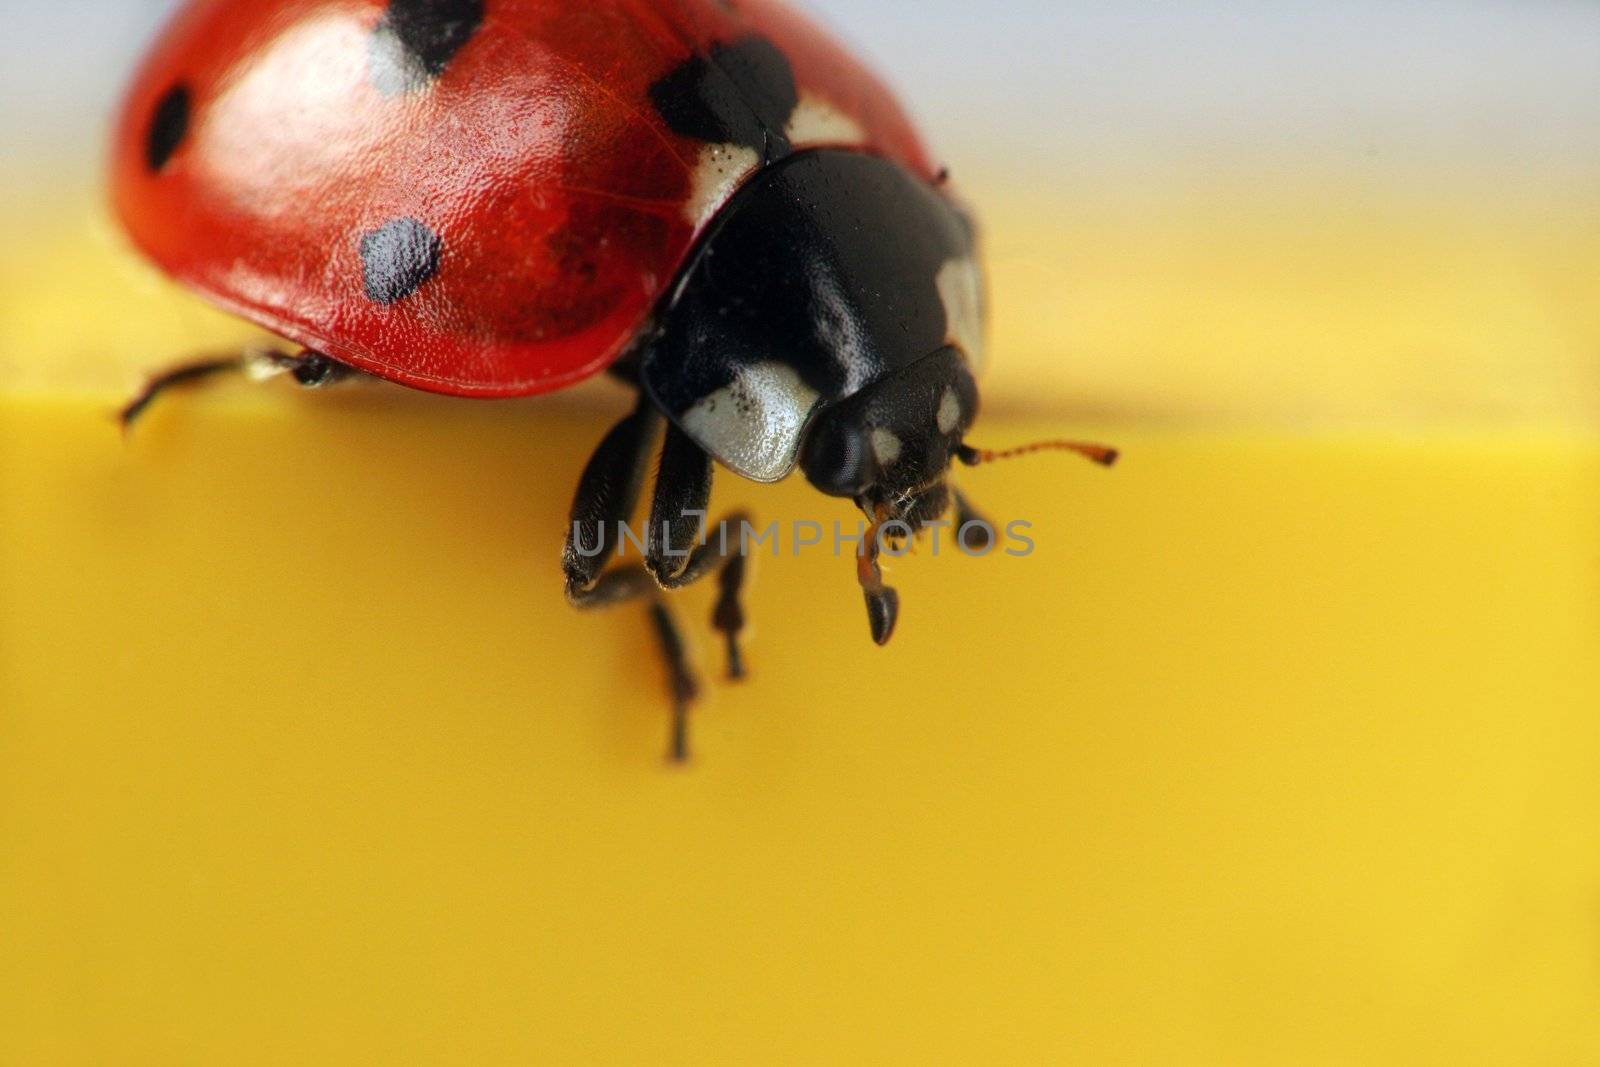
4 151 1600 1063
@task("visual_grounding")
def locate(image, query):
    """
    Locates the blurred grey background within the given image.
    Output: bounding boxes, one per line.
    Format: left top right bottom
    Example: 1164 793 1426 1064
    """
5 0 1598 191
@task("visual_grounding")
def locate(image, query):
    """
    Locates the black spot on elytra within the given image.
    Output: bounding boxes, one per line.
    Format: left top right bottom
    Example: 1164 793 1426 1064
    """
359 218 442 304
369 0 484 96
145 84 190 172
648 35 798 160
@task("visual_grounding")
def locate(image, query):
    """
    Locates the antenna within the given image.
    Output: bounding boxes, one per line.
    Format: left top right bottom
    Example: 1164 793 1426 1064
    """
956 440 1120 468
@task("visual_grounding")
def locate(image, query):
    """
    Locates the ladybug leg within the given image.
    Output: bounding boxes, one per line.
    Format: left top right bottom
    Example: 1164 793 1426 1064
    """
119 348 356 429
570 566 704 763
565 411 756 759
569 516 752 762
649 602 700 764
644 421 714 586
712 553 750 682
643 509 755 681
646 425 751 682
561 394 661 598
569 419 754 677
118 356 244 427
564 398 706 761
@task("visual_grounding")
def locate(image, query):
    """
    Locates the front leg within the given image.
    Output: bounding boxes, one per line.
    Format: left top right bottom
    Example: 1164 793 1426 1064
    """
645 424 754 683
120 348 356 429
565 417 755 761
562 392 661 597
563 400 700 761
569 419 754 678
646 417 715 585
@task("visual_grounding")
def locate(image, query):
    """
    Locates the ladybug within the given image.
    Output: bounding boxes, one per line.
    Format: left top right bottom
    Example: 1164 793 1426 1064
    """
113 0 1116 759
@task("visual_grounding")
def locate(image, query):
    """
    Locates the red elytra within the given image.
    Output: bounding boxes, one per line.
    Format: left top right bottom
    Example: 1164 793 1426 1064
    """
110 0 937 398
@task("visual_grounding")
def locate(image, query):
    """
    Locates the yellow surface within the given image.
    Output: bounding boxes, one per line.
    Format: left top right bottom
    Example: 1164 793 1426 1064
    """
3 168 1600 1063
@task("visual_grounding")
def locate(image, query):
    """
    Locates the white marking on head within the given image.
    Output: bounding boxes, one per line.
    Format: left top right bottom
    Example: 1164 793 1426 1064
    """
870 428 903 467
679 361 821 483
936 387 962 436
936 257 986 371
683 142 761 227
785 94 868 146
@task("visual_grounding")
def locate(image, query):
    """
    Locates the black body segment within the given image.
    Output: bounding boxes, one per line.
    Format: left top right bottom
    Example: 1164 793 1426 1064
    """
640 150 981 483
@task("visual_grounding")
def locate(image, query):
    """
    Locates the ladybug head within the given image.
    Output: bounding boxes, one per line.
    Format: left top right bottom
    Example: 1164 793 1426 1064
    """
800 348 979 531
800 346 1119 646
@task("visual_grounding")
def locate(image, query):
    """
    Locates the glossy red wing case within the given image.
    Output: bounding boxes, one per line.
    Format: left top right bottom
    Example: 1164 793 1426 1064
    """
111 0 937 396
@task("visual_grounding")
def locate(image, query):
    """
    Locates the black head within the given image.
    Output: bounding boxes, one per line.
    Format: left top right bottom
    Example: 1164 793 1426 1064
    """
797 346 1120 647
801 347 979 528
798 348 979 646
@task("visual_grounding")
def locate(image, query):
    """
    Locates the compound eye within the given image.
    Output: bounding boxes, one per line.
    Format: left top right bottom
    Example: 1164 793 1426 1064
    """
801 420 871 498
